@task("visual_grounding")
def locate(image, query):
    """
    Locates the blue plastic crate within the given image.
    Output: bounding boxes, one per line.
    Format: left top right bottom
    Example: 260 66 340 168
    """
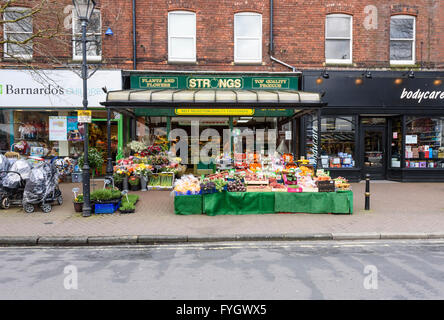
94 201 120 214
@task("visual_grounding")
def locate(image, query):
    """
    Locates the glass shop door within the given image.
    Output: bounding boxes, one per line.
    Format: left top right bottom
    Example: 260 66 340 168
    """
361 126 387 179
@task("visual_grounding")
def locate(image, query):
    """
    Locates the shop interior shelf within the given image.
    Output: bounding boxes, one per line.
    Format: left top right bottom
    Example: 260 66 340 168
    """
406 158 444 160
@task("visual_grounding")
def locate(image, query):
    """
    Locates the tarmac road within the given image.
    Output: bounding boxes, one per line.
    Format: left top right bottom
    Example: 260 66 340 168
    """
0 240 443 300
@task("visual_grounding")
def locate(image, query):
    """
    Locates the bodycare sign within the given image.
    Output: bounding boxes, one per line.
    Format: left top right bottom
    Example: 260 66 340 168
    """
304 74 444 108
400 88 444 104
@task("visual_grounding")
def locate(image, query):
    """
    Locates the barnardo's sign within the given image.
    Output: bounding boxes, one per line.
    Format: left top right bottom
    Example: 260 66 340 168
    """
304 72 444 108
131 74 299 90
0 69 121 108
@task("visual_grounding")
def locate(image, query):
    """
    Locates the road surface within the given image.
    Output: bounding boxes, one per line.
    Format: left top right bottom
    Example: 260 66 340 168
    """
0 240 443 299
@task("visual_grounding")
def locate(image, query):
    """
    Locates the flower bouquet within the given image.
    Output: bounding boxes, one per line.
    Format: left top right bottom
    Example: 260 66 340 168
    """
128 175 141 191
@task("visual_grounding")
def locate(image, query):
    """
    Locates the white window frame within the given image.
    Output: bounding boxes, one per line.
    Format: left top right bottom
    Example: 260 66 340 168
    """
3 7 33 60
72 9 102 62
325 14 353 64
234 12 262 64
168 11 196 63
390 15 416 65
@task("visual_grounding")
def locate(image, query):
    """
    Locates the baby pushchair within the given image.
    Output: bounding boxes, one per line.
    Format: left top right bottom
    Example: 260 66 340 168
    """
22 162 63 213
0 159 32 209
0 154 10 185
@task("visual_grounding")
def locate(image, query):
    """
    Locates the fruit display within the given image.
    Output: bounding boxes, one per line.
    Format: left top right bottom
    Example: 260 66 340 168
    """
174 175 201 195
285 163 298 170
200 181 216 193
227 175 246 192
269 180 287 192
245 173 268 184
299 165 314 176
172 154 352 196
214 178 228 192
284 173 298 185
334 177 351 191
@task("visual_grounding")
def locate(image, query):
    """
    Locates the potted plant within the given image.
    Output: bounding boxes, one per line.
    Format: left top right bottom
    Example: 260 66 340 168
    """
128 140 148 155
128 176 141 191
78 147 104 188
119 201 135 214
91 188 122 204
73 194 83 212
90 188 122 214
134 163 152 191
113 171 125 190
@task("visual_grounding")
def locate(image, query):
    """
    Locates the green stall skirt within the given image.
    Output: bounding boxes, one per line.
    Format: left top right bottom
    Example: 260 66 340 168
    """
174 194 203 215
274 191 353 214
204 192 275 216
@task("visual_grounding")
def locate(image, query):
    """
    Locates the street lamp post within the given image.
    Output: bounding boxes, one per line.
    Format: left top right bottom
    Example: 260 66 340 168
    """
73 0 96 217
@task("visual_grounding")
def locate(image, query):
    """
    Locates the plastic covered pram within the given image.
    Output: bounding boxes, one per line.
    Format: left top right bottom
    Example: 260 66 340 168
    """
22 162 63 213
1 159 32 189
0 154 10 183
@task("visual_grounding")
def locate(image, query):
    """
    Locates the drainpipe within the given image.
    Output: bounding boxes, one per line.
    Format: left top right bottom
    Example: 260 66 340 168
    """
269 0 298 72
132 0 137 70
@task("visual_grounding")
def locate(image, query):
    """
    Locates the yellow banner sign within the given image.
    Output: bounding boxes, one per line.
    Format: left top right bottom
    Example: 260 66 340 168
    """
77 110 92 123
175 109 254 116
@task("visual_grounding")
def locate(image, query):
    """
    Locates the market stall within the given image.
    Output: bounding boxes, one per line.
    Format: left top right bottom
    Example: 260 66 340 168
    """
173 156 353 215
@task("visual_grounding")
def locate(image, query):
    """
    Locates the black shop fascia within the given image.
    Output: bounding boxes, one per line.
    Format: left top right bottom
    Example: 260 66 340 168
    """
302 70 444 182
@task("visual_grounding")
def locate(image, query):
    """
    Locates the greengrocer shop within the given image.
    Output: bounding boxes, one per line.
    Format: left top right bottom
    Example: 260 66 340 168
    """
103 71 324 170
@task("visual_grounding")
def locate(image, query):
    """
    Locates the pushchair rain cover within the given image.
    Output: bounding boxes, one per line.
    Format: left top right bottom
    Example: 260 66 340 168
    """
23 162 59 204
2 159 32 189
0 154 10 183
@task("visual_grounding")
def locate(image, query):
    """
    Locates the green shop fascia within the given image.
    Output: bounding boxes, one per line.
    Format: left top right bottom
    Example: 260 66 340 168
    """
114 71 324 161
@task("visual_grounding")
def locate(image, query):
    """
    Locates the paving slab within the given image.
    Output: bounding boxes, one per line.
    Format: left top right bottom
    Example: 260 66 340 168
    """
0 182 443 239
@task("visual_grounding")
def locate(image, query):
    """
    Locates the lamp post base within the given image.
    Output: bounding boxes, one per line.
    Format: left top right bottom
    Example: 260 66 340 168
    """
82 164 91 217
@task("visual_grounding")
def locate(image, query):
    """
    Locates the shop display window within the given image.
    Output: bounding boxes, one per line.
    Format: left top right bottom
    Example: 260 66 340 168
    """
306 116 356 168
390 117 402 168
405 117 444 169
6 110 119 160
12 111 55 157
0 111 12 153
233 117 278 157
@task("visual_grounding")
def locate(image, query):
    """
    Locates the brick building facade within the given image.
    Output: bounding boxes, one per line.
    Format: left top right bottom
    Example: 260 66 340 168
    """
1 1 444 182
1 0 443 71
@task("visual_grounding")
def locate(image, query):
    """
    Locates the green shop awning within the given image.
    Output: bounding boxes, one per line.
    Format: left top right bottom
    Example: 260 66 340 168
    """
100 89 324 109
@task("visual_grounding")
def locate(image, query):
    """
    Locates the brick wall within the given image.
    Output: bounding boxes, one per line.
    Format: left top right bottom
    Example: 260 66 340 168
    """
1 0 443 71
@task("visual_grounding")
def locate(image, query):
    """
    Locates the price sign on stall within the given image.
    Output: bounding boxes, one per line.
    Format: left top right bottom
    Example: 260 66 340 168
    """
77 110 92 123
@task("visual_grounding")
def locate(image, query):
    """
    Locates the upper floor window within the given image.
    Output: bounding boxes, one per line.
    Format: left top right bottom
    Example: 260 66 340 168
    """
168 11 196 63
73 9 102 62
325 14 352 64
3 7 33 60
234 12 262 63
390 15 415 65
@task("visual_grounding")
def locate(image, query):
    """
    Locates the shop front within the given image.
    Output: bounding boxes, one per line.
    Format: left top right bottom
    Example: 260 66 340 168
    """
0 69 124 174
303 70 444 182
116 71 317 168
99 72 358 216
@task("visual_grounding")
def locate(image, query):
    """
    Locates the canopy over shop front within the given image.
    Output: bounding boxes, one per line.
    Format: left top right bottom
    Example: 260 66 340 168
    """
100 86 326 168
101 89 324 109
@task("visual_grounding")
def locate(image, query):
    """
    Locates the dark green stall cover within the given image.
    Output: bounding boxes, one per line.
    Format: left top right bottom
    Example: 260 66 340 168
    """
174 194 203 215
274 191 353 214
204 192 275 216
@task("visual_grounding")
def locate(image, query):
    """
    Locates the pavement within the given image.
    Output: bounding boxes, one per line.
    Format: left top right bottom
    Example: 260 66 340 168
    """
1 180 444 245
